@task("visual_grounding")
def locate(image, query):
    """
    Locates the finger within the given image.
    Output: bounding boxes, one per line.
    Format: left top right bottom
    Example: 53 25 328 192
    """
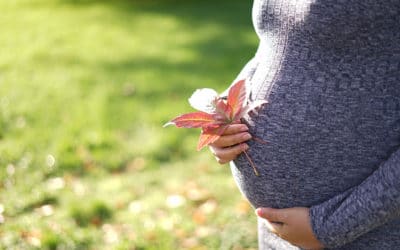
210 132 252 148
274 223 290 241
256 208 289 224
264 221 290 242
222 124 248 135
210 143 249 164
263 219 284 234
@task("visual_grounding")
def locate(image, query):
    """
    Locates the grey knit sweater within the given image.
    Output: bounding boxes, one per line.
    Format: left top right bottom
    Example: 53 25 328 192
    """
229 0 400 249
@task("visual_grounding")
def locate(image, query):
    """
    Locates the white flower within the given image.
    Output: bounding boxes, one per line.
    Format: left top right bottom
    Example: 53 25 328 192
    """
188 88 219 113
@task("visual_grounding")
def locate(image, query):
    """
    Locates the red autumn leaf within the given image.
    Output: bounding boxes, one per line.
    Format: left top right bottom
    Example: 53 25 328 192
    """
164 79 268 176
164 79 265 140
213 98 232 123
197 125 229 151
227 79 246 120
197 133 220 151
164 111 221 128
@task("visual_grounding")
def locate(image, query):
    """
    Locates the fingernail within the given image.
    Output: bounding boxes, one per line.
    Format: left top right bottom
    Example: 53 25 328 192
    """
240 125 248 132
242 133 252 140
242 144 249 151
255 208 264 217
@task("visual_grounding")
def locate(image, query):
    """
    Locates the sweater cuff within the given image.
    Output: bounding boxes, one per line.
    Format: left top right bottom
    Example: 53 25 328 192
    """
309 187 355 249
310 204 337 249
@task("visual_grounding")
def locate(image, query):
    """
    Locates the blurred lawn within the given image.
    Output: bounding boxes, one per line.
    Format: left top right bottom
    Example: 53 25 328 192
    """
0 0 259 249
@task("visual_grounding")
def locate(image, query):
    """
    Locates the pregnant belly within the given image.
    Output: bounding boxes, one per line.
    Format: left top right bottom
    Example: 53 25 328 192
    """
231 57 400 208
230 103 383 209
230 136 368 209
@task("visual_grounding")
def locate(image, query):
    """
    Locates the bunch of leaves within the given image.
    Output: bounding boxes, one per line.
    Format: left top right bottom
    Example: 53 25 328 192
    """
164 79 267 176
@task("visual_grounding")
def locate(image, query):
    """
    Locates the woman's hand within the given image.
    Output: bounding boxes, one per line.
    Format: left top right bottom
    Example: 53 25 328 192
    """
209 123 252 164
256 207 324 250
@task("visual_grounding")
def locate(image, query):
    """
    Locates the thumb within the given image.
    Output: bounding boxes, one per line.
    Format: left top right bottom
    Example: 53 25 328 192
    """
256 207 288 223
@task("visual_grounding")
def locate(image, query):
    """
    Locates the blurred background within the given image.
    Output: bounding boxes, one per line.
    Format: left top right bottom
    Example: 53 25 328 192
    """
0 0 259 249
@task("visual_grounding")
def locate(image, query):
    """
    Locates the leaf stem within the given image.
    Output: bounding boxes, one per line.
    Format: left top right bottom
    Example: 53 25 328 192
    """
239 118 268 145
243 150 259 176
253 136 268 144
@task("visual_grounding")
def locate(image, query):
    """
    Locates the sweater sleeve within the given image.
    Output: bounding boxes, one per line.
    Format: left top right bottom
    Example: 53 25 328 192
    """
310 148 400 248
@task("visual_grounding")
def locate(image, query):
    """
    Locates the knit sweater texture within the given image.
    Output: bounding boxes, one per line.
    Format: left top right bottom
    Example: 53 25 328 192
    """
229 0 400 249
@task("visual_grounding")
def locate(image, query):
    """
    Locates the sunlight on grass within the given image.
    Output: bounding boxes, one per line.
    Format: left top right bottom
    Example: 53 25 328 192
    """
0 0 258 249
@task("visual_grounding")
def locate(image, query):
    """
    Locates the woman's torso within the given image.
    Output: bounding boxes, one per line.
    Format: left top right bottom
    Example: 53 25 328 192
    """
231 0 400 248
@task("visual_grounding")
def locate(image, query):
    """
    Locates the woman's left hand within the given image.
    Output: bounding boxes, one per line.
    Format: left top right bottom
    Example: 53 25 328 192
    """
256 207 324 250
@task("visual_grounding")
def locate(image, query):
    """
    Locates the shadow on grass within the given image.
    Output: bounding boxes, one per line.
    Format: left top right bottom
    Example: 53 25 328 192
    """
26 0 258 108
46 0 257 89
8 0 258 174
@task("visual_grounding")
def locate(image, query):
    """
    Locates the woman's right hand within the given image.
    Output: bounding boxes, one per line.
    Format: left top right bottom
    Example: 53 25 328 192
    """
209 124 252 164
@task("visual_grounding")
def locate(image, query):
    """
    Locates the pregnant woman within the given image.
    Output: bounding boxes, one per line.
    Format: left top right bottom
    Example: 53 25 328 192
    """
209 0 400 249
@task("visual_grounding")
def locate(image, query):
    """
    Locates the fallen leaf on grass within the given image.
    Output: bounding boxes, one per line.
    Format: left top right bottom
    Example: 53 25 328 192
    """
21 230 42 248
192 209 207 225
183 181 211 202
192 199 218 225
181 237 200 249
198 199 218 215
195 226 216 239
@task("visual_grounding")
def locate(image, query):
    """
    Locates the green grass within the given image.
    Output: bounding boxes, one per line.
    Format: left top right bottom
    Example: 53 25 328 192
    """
0 0 259 249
